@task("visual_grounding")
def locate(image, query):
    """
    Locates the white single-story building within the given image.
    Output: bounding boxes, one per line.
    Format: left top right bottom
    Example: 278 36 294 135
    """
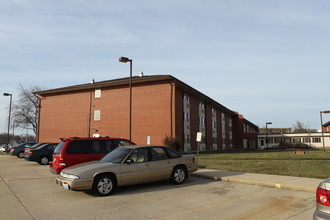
258 132 330 149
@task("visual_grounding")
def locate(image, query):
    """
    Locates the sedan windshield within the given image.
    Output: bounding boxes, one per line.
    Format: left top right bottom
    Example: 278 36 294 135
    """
100 148 133 163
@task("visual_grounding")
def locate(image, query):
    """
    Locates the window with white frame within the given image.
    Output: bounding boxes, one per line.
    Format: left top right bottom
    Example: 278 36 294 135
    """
186 135 190 143
303 138 311 143
184 112 190 122
199 117 205 126
212 120 216 129
201 136 205 144
95 89 101 98
184 93 190 101
221 113 225 138
200 102 204 108
94 110 101 121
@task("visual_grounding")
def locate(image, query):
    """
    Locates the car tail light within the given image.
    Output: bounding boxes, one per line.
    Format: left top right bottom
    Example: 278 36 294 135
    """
316 187 330 206
59 157 66 167
28 152 32 155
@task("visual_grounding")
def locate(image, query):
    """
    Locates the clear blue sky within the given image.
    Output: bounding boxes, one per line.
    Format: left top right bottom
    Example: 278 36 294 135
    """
1 0 329 134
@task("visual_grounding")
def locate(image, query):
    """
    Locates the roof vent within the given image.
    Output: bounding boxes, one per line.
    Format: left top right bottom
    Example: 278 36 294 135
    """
139 72 143 77
90 78 95 84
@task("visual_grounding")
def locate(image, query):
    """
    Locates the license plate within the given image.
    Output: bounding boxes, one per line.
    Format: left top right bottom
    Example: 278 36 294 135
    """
63 183 70 190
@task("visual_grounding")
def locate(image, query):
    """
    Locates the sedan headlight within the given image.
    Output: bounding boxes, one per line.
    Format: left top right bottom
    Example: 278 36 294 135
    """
60 171 79 179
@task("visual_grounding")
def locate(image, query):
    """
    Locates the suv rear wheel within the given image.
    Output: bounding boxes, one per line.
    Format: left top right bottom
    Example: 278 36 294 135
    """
93 174 116 196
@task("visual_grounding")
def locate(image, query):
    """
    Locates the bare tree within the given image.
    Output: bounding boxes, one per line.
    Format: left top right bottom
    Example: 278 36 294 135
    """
0 132 35 145
292 121 317 133
12 84 43 135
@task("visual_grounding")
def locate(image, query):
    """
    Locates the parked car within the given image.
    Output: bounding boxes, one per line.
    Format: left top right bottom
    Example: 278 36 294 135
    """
314 178 330 219
23 143 46 157
24 143 58 165
10 143 36 158
0 144 8 153
56 145 198 196
50 137 135 174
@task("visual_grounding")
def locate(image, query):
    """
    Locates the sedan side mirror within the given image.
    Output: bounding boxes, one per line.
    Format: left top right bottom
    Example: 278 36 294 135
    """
125 159 134 164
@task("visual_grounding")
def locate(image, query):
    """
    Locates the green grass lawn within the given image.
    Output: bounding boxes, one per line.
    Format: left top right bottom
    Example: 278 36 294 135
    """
197 149 330 179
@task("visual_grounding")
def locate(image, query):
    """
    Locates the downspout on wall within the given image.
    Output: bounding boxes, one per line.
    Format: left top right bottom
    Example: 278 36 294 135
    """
34 94 41 143
88 90 93 138
169 81 174 139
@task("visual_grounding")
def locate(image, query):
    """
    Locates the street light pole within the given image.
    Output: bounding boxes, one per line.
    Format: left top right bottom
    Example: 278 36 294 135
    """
12 121 15 146
320 110 330 152
119 57 133 141
3 93 12 148
266 122 272 149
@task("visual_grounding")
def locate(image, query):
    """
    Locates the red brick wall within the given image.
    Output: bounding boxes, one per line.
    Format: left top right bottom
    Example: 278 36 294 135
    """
90 86 132 139
38 91 91 143
174 86 184 151
322 125 330 133
38 82 174 145
235 114 243 149
129 82 172 145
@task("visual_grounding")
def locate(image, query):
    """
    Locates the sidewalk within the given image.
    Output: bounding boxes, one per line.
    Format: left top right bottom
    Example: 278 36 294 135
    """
191 168 324 192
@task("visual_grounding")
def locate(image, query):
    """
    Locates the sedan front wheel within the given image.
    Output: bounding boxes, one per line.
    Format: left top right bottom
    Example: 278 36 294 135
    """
171 166 186 184
93 174 116 196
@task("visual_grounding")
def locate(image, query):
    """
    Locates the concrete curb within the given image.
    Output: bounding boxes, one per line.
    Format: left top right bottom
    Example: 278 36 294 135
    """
191 173 316 193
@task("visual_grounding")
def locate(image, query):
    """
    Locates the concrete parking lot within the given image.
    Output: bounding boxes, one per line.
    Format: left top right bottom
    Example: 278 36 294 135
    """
0 154 316 220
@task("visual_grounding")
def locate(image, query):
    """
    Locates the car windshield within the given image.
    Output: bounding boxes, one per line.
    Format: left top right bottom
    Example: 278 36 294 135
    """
100 148 133 163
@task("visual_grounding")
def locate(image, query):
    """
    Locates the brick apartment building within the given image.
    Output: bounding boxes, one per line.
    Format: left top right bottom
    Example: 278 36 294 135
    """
323 121 330 133
35 75 258 152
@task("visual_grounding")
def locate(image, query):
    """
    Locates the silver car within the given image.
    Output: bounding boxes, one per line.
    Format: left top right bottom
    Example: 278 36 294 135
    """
314 178 330 219
0 145 8 153
56 145 198 196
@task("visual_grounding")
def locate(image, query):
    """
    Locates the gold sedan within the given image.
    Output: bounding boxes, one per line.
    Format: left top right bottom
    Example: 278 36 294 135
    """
56 145 198 196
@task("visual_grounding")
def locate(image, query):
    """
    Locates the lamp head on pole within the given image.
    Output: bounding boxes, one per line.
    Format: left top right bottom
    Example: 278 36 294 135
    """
321 110 330 114
118 57 131 63
266 122 272 125
3 93 12 96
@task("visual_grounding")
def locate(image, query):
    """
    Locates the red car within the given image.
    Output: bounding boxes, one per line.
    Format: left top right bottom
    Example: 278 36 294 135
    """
50 137 135 174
